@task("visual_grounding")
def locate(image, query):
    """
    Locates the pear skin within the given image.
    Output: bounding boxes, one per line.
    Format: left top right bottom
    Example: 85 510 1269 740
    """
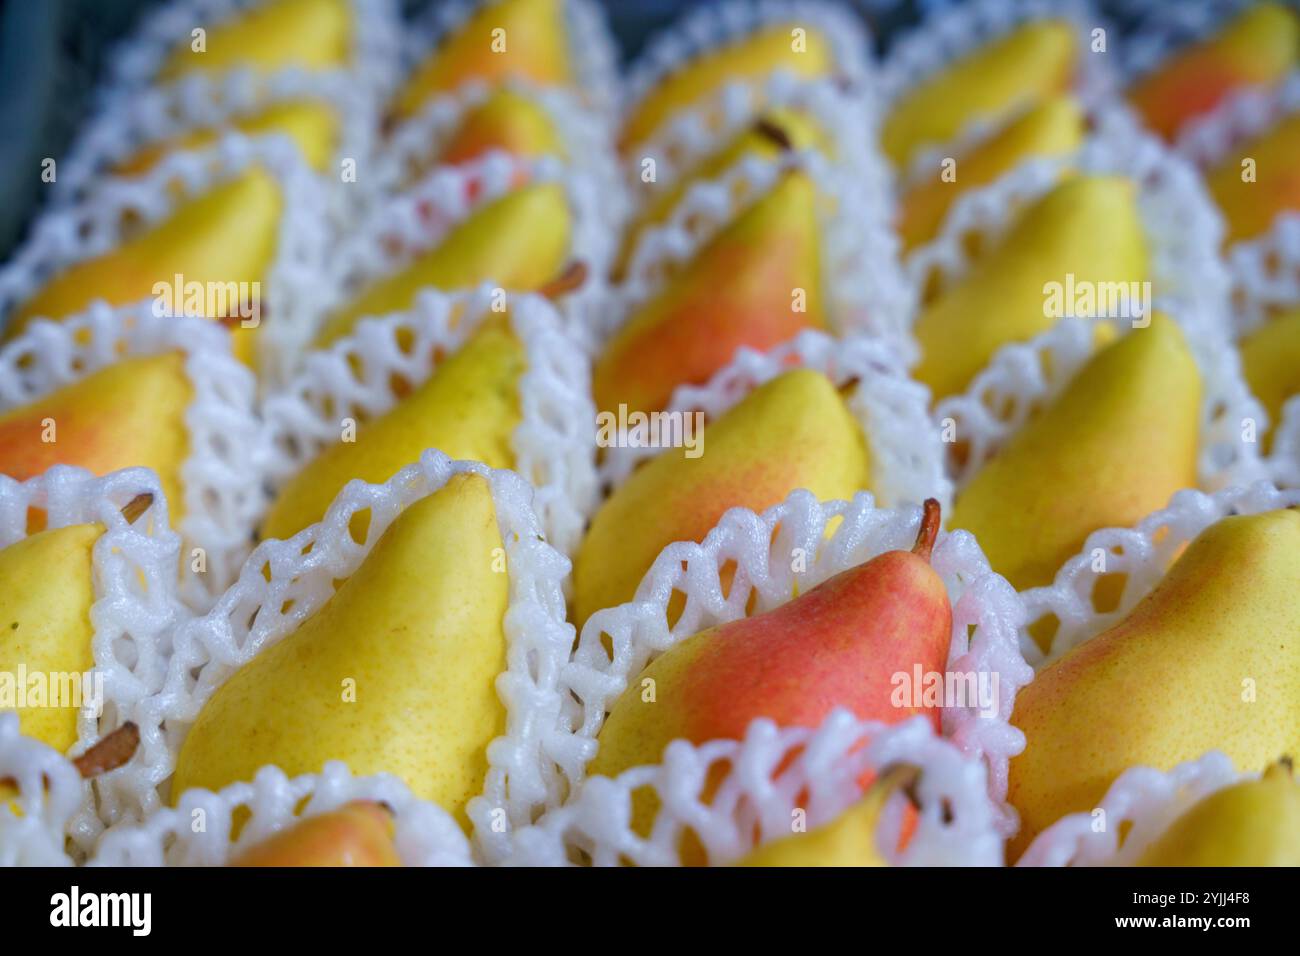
229 801 403 867
0 523 100 752
574 369 871 624
593 171 825 417
620 23 834 152
1007 508 1300 859
913 175 1149 401
882 20 1076 168
159 0 351 80
392 0 572 120
897 96 1085 251
172 473 509 829
1129 3 1299 141
0 355 192 523
437 87 564 167
314 182 571 347
1239 308 1300 452
1136 760 1300 866
1206 113 1300 244
950 315 1201 592
261 322 525 541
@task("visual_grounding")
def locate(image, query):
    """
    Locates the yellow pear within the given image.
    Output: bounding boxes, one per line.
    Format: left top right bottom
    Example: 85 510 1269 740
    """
392 0 573 120
950 314 1200 592
1007 507 1300 859
574 369 871 624
314 182 570 347
1206 112 1300 244
913 175 1149 401
172 473 509 829
1239 308 1300 452
159 0 352 80
229 800 403 867
1136 760 1300 866
261 321 524 541
621 23 834 152
882 20 1076 168
437 87 564 167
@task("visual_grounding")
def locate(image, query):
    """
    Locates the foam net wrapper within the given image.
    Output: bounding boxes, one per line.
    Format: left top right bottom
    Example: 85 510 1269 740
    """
0 133 331 388
0 467 189 861
261 286 597 557
133 451 574 863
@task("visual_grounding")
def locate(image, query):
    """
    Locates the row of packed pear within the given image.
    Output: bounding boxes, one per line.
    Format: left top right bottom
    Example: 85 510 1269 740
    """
1 0 1299 867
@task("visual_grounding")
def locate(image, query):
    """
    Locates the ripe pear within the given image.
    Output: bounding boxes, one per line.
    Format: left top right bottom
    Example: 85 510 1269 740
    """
950 314 1201 593
1136 760 1300 866
392 0 572 120
172 473 509 829
897 96 1085 251
261 321 524 541
1129 3 1299 141
882 20 1076 168
913 175 1149 401
590 500 950 783
0 355 192 523
593 170 825 417
1007 508 1300 859
437 87 564 167
229 800 402 867
1239 308 1300 453
1206 112 1300 244
574 369 871 624
314 182 571 347
159 0 351 80
620 23 834 152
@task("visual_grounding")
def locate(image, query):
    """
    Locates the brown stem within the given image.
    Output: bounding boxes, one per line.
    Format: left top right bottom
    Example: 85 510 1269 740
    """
0 722 140 793
753 117 794 151
539 260 588 300
119 493 154 524
912 498 941 563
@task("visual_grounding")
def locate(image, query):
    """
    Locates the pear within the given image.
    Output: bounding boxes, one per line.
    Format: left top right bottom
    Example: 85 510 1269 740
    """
1007 508 1300 859
261 321 524 541
1206 113 1300 244
159 0 352 80
1239 308 1300 452
1136 760 1300 866
574 369 871 624
437 87 564 167
621 23 834 152
229 800 402 867
735 767 917 867
897 96 1085 251
0 355 192 523
913 175 1149 401
882 20 1076 168
314 182 571 347
1129 3 1299 141
172 473 509 829
593 170 825 418
392 0 573 120
950 315 1201 592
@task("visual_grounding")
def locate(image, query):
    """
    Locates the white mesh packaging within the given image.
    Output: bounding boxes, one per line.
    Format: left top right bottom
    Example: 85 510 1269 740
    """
0 305 270 609
1116 0 1265 92
0 715 84 866
0 133 331 388
136 451 574 862
91 762 472 866
507 710 1006 866
0 467 189 857
261 286 597 556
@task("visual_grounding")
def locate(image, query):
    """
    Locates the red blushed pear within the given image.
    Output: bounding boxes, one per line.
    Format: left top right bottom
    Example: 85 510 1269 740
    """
1206 112 1300 244
228 801 402 867
1128 3 1299 141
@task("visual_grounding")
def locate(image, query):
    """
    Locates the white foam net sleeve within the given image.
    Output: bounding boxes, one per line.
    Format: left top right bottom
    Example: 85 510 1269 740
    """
261 286 597 557
0 133 332 389
1174 70 1300 181
1018 751 1243 867
0 715 85 866
599 329 952 514
0 305 271 610
402 0 621 118
100 0 404 103
1019 480 1300 667
0 466 190 858
543 489 1030 845
1273 395 1300 490
131 451 575 864
507 710 1006 866
90 761 473 866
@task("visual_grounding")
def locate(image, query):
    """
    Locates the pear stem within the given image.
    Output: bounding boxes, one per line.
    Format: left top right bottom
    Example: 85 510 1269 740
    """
753 118 794 151
912 499 941 563
540 260 588 300
119 493 154 524
0 722 139 793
